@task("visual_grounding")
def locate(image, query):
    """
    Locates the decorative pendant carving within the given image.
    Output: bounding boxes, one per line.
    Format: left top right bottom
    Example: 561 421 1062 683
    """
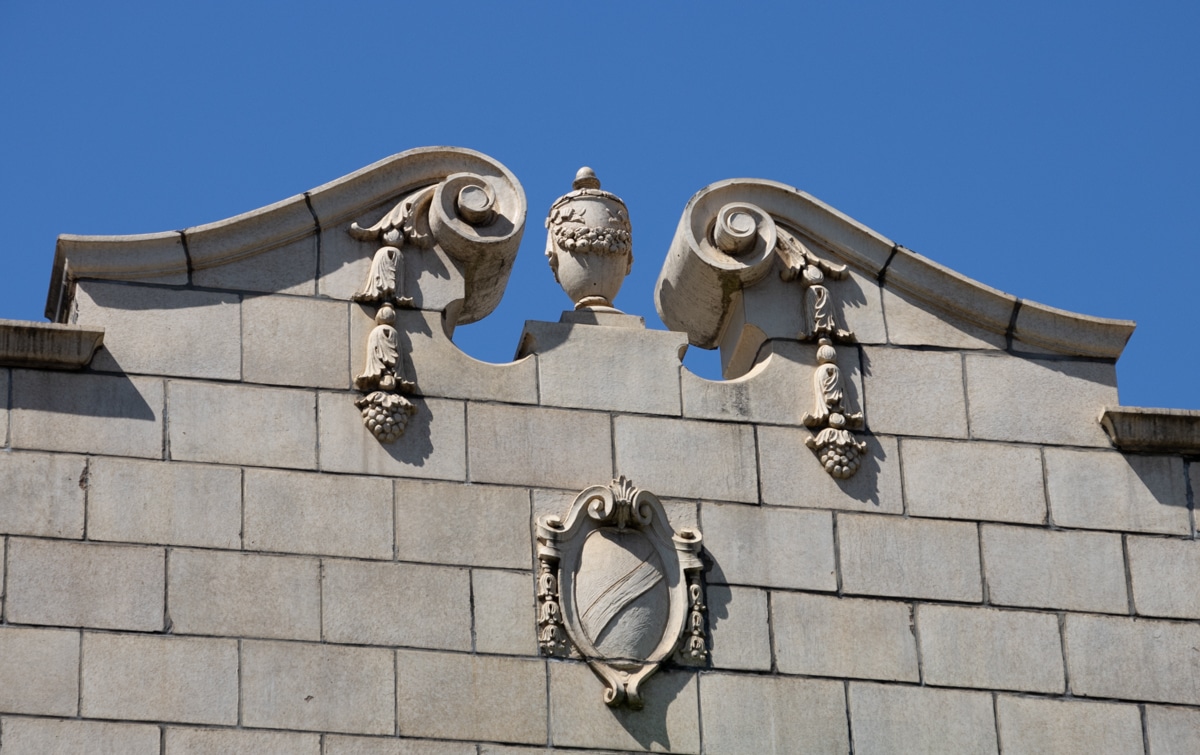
536 476 705 709
544 167 634 311
352 302 415 443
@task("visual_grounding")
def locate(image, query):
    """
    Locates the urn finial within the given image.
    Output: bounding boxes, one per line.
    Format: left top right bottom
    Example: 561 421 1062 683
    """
545 167 633 311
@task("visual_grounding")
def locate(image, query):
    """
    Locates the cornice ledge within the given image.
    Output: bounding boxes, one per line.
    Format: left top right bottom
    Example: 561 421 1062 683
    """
0 319 104 369
1100 407 1200 455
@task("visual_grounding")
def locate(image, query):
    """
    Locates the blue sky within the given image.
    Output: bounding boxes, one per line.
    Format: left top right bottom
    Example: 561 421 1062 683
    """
2 2 1197 408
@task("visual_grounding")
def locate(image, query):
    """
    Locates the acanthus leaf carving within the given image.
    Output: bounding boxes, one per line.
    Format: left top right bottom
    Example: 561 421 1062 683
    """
803 338 867 479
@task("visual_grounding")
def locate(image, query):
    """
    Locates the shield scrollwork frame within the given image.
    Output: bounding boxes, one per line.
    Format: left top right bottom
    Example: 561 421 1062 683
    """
536 476 706 709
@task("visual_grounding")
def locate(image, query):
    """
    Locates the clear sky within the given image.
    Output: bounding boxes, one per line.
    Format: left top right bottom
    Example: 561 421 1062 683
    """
2 2 1197 408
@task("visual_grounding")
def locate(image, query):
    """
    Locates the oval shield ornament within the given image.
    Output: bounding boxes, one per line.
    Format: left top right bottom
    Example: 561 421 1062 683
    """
536 477 706 709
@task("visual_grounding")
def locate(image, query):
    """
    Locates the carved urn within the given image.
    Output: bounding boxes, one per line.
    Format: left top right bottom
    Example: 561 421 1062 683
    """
545 167 633 311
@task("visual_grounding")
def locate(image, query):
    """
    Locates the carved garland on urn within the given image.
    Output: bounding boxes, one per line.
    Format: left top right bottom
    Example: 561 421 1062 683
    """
537 476 706 709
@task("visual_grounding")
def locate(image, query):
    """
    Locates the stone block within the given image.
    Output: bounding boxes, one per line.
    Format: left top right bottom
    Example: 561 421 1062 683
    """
169 381 316 469
82 633 238 724
849 683 997 755
965 354 1117 447
164 727 321 755
702 502 836 590
323 559 471 649
244 469 392 559
0 627 79 716
10 370 162 458
681 340 826 426
318 393 466 480
184 194 316 293
468 403 609 490
473 567 537 655
882 285 1006 349
614 416 758 503
1146 705 1200 755
6 538 163 630
860 347 968 438
1046 448 1189 535
839 514 982 601
75 281 241 379
395 479 531 569
169 549 320 640
903 439 1047 524
191 235 318 296
242 640 394 734
1129 536 1200 619
549 661 698 753
918 604 1064 693
1066 614 1200 704
479 747 618 755
518 319 686 415
326 737 477 755
706 585 771 671
1 718 159 755
87 457 242 548
1 369 8 444
700 673 848 754
243 295 349 389
397 649 546 744
758 427 902 513
773 592 918 681
995 696 1143 755
0 450 85 537
981 525 1127 613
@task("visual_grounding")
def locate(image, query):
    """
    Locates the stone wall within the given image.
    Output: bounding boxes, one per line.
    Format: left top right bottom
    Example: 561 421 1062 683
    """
1 148 1197 754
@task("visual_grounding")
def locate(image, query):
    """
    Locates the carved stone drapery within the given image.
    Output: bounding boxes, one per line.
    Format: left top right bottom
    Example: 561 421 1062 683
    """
536 477 705 709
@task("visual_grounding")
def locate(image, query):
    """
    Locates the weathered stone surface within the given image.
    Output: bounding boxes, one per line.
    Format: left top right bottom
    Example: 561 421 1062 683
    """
839 514 982 601
6 538 163 630
0 321 103 370
860 347 968 438
10 370 163 458
243 295 349 388
758 428 902 513
982 525 1128 613
773 592 918 681
549 661 698 753
192 235 318 296
849 683 997 755
1101 406 1200 455
681 341 824 425
468 403 609 489
479 747 618 755
706 584 772 671
169 549 320 640
882 285 1006 349
0 450 85 538
702 503 836 590
918 605 1064 693
82 633 238 724
700 673 849 755
1129 536 1200 619
75 281 241 379
1 369 7 443
1046 448 1189 535
0 627 79 716
518 319 686 416
169 381 316 469
397 649 546 744
88 457 242 548
1145 705 1200 755
164 727 321 755
615 416 757 503
244 469 392 559
395 479 530 569
242 640 394 734
903 439 1046 524
319 393 466 480
326 736 477 755
323 559 471 649
473 568 537 655
995 696 1143 755
965 354 1117 447
1012 298 1135 360
1066 614 1200 704
1 717 159 755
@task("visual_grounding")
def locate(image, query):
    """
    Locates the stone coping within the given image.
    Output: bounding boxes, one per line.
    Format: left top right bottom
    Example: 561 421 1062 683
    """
1100 407 1200 455
45 146 525 323
655 178 1135 359
0 319 104 369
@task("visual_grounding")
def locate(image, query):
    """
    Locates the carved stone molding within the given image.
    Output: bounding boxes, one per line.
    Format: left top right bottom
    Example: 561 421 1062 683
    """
536 477 705 709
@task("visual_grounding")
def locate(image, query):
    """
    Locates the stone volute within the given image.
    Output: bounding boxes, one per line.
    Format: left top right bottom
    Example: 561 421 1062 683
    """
544 167 633 311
